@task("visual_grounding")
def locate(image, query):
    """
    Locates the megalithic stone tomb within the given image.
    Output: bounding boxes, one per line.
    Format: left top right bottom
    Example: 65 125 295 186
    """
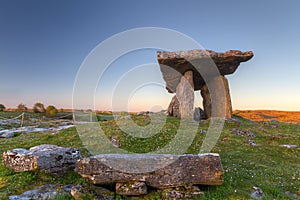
157 50 253 119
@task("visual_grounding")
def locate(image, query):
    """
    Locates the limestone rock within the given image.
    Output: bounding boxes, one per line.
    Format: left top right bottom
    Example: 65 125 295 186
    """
251 186 263 199
164 185 203 200
0 130 15 138
75 154 224 189
194 107 206 121
70 184 114 200
9 184 73 200
279 144 297 148
231 128 256 137
116 182 147 196
200 76 232 118
157 49 253 92
2 144 81 175
167 95 180 117
176 70 194 119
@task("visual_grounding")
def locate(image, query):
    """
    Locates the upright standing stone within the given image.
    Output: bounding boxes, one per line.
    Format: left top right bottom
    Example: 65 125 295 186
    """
200 76 232 118
176 70 194 119
167 95 180 117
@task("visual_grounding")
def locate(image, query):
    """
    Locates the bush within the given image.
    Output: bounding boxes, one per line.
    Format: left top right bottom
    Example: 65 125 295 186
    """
0 104 5 111
46 105 58 117
17 103 28 112
33 102 45 113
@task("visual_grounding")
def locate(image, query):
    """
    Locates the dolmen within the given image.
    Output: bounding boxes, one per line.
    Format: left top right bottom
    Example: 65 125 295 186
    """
157 49 253 119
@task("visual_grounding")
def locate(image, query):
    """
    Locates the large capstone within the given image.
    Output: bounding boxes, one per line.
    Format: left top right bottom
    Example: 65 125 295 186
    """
157 49 253 92
2 144 81 175
75 154 224 189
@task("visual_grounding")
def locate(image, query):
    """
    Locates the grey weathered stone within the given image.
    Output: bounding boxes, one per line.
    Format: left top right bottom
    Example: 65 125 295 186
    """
176 70 194 119
251 186 263 199
167 95 180 117
200 76 232 119
279 144 297 148
164 185 204 200
9 184 73 200
75 154 224 189
231 128 256 137
2 144 81 175
0 130 15 138
194 107 206 121
116 182 147 196
71 184 114 200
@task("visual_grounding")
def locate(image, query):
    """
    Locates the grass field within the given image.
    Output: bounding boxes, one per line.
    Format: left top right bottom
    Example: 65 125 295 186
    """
0 111 299 199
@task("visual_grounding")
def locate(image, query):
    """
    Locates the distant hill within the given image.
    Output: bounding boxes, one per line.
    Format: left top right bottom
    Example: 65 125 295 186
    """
233 110 300 124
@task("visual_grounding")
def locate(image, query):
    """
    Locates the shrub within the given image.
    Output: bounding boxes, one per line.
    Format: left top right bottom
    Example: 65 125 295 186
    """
0 104 5 111
17 103 28 112
46 105 58 117
33 102 45 113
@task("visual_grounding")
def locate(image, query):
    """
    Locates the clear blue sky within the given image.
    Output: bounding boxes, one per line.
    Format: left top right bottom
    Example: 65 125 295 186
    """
1 0 300 111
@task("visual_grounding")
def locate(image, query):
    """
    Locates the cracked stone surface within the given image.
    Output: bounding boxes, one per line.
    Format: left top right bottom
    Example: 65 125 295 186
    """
2 144 81 175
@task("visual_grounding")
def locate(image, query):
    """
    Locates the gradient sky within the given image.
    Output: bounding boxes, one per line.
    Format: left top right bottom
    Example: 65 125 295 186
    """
1 0 300 111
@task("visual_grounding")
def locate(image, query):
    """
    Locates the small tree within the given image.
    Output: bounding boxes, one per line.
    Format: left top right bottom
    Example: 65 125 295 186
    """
17 103 28 112
46 105 58 116
0 104 5 111
33 102 45 113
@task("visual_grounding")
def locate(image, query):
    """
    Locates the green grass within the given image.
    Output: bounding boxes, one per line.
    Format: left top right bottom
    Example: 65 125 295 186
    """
0 112 299 199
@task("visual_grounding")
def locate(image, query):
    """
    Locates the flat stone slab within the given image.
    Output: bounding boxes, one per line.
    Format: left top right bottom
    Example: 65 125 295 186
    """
9 184 73 200
2 144 81 175
75 153 224 189
157 49 253 92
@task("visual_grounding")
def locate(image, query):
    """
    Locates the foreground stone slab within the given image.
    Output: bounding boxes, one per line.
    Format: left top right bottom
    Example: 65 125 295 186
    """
75 154 224 189
2 144 81 175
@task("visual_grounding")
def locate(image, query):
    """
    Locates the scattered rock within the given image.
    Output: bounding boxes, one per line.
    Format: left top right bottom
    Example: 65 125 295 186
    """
70 184 114 200
75 154 224 189
268 134 289 141
231 128 256 137
225 118 241 126
164 185 203 200
194 107 206 121
285 191 298 199
70 185 86 200
250 186 263 199
248 140 257 146
279 144 297 148
3 144 81 175
167 95 180 117
9 184 73 200
111 135 121 148
199 129 206 134
116 182 147 196
137 111 150 116
262 121 279 128
0 130 15 138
